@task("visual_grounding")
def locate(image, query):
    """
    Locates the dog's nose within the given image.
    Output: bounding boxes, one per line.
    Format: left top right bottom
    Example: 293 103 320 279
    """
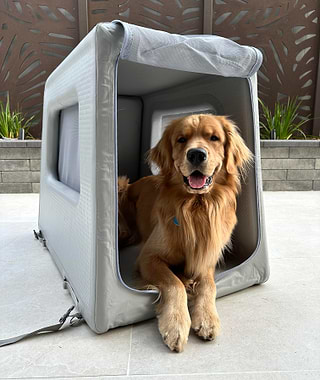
187 148 207 166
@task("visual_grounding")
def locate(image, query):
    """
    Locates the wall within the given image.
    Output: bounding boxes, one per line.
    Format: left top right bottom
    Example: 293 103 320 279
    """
0 140 41 193
261 140 320 191
1 140 320 193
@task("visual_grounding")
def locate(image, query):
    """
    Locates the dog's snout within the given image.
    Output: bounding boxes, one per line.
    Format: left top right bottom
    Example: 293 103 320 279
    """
187 148 207 166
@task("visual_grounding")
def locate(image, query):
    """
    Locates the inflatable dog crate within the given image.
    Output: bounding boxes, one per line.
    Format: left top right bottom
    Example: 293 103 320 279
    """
39 21 269 334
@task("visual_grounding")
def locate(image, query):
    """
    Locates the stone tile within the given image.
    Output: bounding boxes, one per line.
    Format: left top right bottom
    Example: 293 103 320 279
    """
287 170 320 180
129 258 320 376
289 147 320 158
128 192 320 375
261 169 287 181
31 171 40 182
0 147 41 160
98 372 320 380
0 315 131 378
263 191 320 259
32 182 40 193
1 193 320 379
0 221 37 251
30 159 41 171
0 140 27 147
261 159 314 170
2 171 33 183
260 147 289 158
314 181 320 190
0 195 131 378
315 159 320 169
0 194 39 221
0 183 32 193
0 325 131 378
25 140 41 148
0 159 30 171
261 140 320 148
263 181 313 191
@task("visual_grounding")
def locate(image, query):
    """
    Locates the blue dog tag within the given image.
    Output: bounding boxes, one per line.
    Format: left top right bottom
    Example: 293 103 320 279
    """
173 216 180 226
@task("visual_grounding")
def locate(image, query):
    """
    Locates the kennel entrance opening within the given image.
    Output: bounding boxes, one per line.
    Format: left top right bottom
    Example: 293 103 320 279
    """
116 59 259 289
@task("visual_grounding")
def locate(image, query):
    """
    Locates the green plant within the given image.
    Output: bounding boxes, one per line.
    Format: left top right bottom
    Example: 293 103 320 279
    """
259 97 310 140
0 96 34 139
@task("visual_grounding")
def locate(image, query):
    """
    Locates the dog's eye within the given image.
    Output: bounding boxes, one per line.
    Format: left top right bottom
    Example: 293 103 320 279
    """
210 135 219 142
177 137 187 143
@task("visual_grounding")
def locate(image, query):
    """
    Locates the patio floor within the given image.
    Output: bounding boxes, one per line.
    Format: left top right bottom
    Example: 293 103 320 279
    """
0 192 319 380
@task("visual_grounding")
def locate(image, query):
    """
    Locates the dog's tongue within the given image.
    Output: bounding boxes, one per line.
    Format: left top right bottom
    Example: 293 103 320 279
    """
188 173 207 189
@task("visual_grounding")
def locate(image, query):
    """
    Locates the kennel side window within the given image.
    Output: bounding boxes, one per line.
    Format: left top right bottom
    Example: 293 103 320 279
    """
57 103 80 193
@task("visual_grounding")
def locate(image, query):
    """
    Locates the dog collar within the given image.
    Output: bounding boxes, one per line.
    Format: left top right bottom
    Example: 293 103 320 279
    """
173 216 180 226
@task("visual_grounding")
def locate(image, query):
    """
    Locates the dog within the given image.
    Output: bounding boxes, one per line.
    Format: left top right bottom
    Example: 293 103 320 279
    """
118 114 252 352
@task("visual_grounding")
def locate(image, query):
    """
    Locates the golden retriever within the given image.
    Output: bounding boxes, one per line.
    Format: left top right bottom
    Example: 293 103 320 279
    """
118 114 252 352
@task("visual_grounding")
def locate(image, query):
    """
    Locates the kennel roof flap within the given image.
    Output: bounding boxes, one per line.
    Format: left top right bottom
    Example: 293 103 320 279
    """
107 20 262 78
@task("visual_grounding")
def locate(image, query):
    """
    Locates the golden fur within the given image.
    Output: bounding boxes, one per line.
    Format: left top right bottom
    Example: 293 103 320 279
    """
118 114 252 352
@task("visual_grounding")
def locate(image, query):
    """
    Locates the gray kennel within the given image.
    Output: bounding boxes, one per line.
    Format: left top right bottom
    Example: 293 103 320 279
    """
38 21 269 334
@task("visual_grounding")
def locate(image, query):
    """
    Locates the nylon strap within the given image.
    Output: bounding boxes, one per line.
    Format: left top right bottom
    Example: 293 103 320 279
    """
0 306 83 348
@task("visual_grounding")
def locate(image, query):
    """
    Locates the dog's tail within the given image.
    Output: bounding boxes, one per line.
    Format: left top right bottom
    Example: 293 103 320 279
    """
118 176 130 195
118 176 140 248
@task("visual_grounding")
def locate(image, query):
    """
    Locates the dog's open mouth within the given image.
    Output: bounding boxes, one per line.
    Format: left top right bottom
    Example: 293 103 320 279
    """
183 170 213 190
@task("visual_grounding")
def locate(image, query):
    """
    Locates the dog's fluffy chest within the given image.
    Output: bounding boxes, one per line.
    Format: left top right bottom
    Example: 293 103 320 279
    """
157 195 235 277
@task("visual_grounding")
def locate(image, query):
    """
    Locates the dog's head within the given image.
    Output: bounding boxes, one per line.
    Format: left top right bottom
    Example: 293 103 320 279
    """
148 114 253 194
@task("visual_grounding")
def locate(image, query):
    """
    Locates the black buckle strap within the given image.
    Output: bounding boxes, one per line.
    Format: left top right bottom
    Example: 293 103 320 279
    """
33 230 46 248
0 305 83 348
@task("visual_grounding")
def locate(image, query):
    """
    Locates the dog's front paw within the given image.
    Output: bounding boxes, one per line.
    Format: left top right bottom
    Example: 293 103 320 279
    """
158 308 191 352
191 307 220 341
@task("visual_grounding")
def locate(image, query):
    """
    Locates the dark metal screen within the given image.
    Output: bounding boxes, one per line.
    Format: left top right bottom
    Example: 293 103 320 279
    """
88 0 204 35
1 0 320 137
210 0 320 136
0 0 79 138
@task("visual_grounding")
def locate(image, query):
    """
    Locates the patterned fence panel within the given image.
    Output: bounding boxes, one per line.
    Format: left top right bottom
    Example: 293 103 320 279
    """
210 0 320 136
87 0 204 35
0 0 79 138
1 0 319 137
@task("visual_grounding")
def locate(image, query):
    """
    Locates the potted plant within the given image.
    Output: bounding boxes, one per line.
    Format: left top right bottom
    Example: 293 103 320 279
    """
0 96 34 140
259 97 320 191
259 97 310 140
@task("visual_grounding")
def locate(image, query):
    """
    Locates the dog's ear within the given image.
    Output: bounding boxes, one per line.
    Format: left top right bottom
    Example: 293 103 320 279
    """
147 126 173 175
220 117 253 175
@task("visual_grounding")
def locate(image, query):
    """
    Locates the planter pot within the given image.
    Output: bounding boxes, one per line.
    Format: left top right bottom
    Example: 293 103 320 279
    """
2 137 18 141
1 139 319 193
260 140 320 191
0 140 41 193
